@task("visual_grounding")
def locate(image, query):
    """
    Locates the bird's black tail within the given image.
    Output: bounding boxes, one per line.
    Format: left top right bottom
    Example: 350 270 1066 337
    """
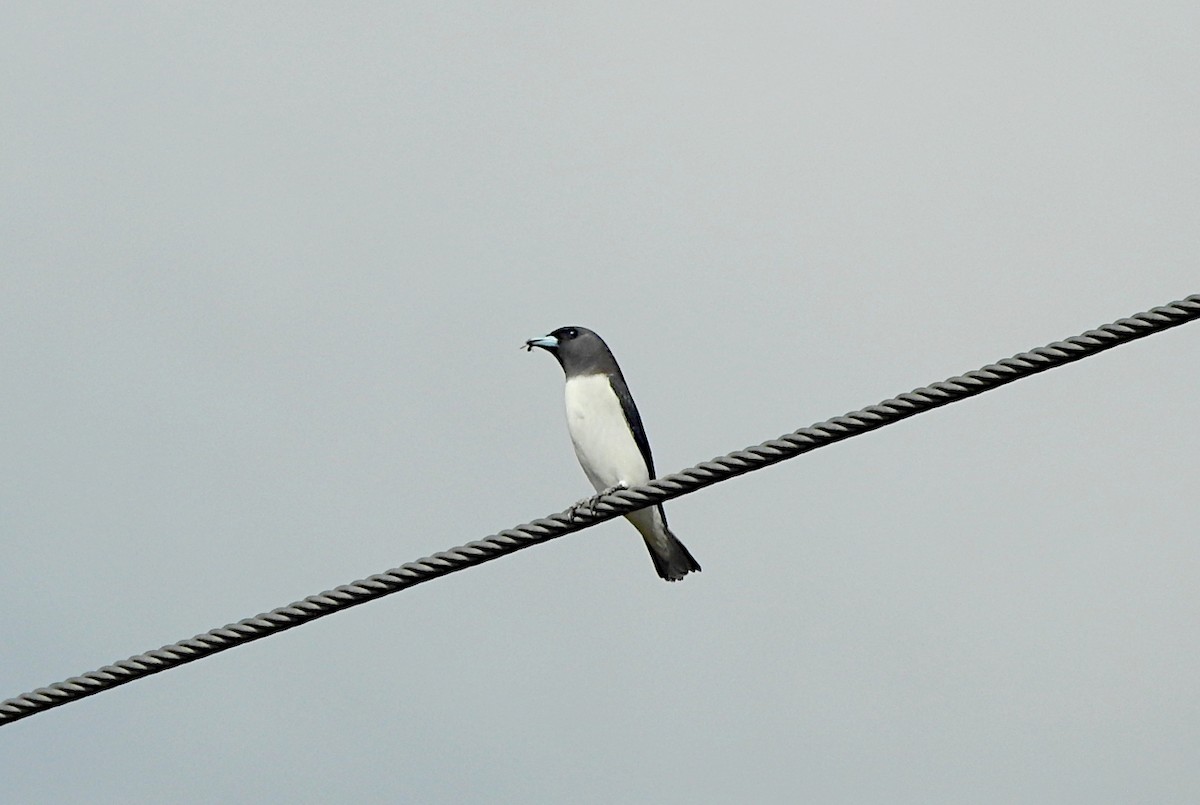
646 525 701 582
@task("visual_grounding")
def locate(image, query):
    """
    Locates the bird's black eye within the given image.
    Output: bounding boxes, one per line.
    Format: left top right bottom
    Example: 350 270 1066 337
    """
564 328 578 339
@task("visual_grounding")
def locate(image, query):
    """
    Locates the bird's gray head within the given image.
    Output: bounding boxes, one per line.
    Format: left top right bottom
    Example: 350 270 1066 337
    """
524 326 620 377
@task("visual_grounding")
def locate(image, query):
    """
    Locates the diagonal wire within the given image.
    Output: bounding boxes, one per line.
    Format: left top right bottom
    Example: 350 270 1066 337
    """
2 294 1197 727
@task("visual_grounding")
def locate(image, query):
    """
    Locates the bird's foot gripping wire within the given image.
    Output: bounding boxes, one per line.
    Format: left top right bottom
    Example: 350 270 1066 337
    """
567 485 628 521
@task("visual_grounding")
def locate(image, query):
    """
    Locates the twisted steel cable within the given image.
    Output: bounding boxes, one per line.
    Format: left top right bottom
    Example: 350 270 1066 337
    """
2 294 1197 727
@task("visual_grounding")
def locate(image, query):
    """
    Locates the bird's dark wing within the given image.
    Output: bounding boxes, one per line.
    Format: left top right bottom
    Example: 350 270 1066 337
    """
608 374 656 479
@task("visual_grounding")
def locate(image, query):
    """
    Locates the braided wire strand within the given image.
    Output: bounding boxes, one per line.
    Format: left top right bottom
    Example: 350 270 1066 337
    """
2 294 1197 727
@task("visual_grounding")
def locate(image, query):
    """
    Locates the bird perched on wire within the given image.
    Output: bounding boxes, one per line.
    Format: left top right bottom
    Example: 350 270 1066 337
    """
525 326 701 581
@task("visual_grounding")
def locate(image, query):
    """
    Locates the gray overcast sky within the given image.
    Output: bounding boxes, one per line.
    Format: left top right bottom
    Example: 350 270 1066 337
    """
2 3 1198 803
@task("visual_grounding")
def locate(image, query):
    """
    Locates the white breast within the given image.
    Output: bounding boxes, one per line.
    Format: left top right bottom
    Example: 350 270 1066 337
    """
563 374 650 493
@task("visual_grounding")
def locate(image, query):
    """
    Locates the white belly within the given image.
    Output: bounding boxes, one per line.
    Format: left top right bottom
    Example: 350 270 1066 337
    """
563 374 650 493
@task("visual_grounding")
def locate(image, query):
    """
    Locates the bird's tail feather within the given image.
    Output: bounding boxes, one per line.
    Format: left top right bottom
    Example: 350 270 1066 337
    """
646 525 701 582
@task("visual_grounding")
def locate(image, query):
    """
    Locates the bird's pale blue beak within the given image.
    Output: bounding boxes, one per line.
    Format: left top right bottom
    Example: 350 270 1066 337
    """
524 335 559 352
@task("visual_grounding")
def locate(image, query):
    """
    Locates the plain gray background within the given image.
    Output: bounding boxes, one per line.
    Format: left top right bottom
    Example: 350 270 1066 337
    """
2 3 1197 803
